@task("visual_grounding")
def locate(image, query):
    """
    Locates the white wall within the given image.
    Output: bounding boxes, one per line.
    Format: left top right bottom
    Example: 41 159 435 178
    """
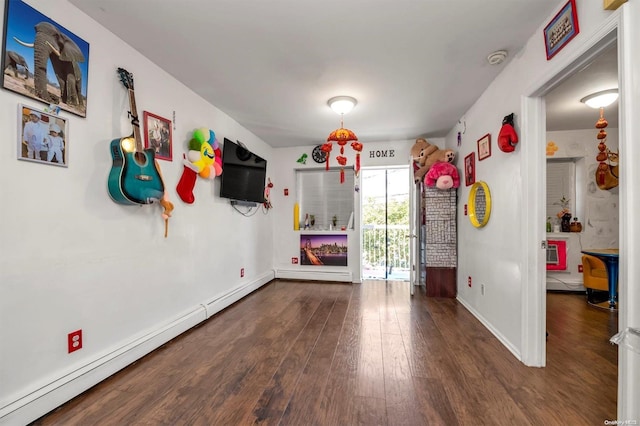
546 128 619 291
0 1 274 423
444 0 620 357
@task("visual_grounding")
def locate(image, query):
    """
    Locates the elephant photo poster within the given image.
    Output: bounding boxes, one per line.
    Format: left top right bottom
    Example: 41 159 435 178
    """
2 0 90 117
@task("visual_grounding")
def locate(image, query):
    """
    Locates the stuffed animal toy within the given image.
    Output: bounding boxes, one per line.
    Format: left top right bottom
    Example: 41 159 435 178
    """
423 148 456 170
176 128 223 204
410 138 438 182
424 162 460 190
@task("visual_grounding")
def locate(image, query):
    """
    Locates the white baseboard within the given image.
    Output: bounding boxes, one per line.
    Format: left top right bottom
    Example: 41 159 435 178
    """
202 271 274 317
546 277 585 292
0 273 274 426
274 268 352 282
456 296 522 362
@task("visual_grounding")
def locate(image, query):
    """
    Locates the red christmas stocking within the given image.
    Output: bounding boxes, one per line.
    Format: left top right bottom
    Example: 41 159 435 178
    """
176 164 197 204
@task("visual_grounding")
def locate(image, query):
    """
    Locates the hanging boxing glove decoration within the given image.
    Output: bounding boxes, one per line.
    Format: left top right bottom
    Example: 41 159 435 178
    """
498 113 519 153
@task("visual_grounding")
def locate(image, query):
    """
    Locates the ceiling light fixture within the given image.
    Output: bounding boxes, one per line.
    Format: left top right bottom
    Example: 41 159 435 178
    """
328 96 357 115
580 89 619 109
487 50 508 65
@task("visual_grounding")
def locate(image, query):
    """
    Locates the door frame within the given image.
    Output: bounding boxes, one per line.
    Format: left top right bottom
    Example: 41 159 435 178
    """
521 5 639 419
360 166 411 282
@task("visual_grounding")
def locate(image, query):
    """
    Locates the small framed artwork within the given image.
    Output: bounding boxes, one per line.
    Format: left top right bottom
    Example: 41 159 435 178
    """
143 111 172 161
477 133 491 161
464 152 475 187
544 0 579 60
2 0 90 117
300 234 348 266
17 104 68 167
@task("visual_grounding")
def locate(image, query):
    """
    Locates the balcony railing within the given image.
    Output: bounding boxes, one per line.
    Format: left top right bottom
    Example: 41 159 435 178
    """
362 224 410 280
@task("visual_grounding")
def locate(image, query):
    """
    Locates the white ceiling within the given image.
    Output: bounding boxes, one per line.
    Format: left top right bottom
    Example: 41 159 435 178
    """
68 0 617 148
545 43 618 131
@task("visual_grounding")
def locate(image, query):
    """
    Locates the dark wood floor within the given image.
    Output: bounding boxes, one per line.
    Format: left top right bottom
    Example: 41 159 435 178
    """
32 280 618 425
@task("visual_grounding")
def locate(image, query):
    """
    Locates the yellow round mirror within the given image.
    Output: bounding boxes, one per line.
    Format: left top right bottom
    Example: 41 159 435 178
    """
468 181 491 228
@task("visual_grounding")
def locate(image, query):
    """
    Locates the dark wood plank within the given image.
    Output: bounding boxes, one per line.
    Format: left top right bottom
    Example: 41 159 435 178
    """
31 281 618 425
279 297 349 425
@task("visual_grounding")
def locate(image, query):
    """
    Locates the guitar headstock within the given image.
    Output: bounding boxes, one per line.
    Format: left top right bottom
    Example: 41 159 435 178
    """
117 67 135 90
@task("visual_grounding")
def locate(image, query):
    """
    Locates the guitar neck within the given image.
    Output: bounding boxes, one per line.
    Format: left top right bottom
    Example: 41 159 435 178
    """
128 88 143 152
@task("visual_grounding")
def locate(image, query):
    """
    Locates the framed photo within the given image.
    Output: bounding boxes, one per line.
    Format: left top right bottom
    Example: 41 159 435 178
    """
18 104 68 167
2 0 90 117
544 0 579 60
464 152 475 187
300 234 348 266
143 111 172 161
477 133 491 161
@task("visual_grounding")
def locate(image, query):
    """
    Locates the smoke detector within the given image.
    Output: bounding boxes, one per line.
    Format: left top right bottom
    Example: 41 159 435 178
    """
487 50 508 65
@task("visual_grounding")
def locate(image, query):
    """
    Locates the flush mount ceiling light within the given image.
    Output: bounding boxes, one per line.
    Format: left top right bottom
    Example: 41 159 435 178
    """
580 89 619 109
487 50 508 65
328 96 357 115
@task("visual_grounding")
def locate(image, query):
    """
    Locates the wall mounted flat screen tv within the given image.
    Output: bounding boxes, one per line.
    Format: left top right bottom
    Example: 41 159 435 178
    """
220 138 267 204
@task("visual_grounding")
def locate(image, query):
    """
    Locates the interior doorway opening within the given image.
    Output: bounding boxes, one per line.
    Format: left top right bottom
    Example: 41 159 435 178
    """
361 167 410 281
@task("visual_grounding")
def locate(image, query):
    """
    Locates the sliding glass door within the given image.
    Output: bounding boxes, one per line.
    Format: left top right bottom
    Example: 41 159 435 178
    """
361 167 410 281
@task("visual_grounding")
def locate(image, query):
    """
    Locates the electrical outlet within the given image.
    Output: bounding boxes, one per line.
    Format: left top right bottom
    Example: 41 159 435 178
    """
240 268 245 277
481 284 485 295
291 257 299 264
467 276 472 287
68 330 82 353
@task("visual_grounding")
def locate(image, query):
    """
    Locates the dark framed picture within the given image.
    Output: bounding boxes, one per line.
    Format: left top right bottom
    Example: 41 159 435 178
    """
544 0 579 60
18 103 68 167
477 133 491 161
2 0 90 117
464 152 475 187
143 111 172 161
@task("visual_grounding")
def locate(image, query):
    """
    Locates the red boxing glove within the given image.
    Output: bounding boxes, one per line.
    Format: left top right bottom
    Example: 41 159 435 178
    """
498 113 518 153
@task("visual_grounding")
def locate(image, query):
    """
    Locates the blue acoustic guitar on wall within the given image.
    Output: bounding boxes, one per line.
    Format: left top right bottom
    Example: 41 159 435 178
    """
108 68 165 205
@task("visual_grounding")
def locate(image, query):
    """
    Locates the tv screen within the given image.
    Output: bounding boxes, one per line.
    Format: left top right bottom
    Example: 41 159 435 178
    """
219 138 267 204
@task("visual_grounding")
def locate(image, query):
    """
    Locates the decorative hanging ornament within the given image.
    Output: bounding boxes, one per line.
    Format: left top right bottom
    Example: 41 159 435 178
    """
321 143 333 170
336 155 348 183
594 107 619 190
326 115 359 183
351 141 363 176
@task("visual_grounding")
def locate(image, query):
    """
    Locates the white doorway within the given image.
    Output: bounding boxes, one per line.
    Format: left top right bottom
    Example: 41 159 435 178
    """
361 167 410 281
521 6 640 417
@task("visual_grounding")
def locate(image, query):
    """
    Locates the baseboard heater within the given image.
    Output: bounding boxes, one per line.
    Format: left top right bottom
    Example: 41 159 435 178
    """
274 269 352 283
202 271 274 318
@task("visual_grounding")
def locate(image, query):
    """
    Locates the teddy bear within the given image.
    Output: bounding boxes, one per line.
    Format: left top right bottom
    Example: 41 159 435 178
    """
424 147 456 170
410 138 438 182
424 162 460 190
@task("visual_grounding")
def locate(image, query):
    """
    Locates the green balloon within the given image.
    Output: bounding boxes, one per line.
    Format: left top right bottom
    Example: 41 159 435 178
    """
193 129 206 143
188 138 201 151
